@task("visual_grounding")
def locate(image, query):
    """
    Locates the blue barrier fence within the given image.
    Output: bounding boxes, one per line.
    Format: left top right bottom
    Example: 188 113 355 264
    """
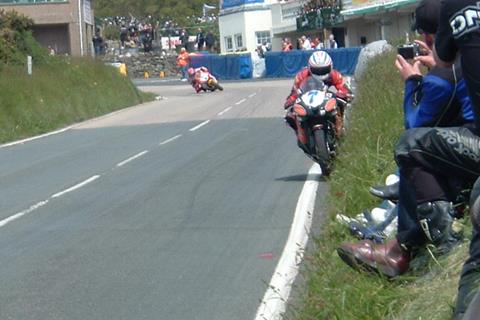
189 47 361 80
265 48 361 78
190 53 253 80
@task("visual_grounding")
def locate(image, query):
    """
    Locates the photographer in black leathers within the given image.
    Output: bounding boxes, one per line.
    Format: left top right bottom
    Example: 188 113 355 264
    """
337 0 476 280
433 1 480 318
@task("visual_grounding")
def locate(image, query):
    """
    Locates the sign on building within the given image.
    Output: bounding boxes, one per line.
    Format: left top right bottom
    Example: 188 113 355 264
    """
221 0 264 9
83 0 93 25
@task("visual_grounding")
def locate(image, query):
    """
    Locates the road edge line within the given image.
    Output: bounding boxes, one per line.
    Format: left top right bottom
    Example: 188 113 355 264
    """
254 163 321 320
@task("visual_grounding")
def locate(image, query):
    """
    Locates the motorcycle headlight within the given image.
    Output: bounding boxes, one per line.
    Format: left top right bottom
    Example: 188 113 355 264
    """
324 98 337 112
293 104 307 117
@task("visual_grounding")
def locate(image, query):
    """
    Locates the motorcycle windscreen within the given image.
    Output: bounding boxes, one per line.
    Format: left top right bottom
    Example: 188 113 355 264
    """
199 72 210 82
299 76 326 93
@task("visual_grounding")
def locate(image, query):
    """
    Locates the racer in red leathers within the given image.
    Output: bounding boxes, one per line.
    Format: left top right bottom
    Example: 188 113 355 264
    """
188 66 223 93
187 67 209 93
284 51 352 137
284 66 351 108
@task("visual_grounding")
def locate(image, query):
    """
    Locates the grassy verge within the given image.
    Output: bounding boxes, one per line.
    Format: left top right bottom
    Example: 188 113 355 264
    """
288 51 471 319
0 57 154 143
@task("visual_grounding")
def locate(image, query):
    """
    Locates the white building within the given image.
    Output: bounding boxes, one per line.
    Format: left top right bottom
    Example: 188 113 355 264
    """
218 0 420 53
341 0 419 47
219 0 279 53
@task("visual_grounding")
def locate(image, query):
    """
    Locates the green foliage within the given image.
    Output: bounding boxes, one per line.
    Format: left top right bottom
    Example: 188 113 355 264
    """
288 52 468 320
102 24 120 41
0 9 49 65
0 58 153 143
0 9 153 143
94 0 216 26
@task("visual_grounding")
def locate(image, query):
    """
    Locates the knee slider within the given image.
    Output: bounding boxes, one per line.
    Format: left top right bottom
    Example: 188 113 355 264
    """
417 201 454 245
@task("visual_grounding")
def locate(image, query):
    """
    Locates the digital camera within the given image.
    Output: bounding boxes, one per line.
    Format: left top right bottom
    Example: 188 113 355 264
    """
397 43 421 60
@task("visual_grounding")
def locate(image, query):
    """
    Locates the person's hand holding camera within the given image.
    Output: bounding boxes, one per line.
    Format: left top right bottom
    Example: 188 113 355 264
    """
413 40 435 69
395 54 422 81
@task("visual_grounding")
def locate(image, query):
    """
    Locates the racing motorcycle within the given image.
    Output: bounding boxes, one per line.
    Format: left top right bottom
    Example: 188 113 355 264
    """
289 77 343 175
192 68 224 93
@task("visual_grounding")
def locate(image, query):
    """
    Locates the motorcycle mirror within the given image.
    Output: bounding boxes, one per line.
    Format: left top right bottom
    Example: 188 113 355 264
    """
328 86 337 94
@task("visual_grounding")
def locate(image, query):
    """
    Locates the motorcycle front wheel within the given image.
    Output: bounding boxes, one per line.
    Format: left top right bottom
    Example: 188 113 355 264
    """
313 129 332 176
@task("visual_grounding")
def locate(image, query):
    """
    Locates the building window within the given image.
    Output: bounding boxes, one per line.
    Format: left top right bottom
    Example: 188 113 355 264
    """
255 31 271 46
235 34 243 49
225 36 233 51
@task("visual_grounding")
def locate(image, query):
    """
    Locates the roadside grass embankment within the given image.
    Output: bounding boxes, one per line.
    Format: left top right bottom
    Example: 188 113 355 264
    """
289 51 471 320
0 57 154 144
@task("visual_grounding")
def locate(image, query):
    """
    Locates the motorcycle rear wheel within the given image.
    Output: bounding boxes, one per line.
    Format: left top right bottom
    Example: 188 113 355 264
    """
313 129 332 176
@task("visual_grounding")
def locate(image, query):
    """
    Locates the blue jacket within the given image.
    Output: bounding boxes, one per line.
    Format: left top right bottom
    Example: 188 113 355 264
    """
403 65 474 129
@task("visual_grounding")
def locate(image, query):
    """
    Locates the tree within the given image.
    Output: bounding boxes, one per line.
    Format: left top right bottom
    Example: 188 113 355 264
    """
94 0 215 25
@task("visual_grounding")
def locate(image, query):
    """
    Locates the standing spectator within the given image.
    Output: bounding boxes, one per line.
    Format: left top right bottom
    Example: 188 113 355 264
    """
301 35 312 50
261 42 268 55
179 29 189 49
120 24 128 48
297 37 304 50
205 31 215 52
195 28 205 51
142 32 153 52
328 34 338 49
315 36 324 49
92 28 104 56
176 47 190 81
282 38 293 52
256 45 265 59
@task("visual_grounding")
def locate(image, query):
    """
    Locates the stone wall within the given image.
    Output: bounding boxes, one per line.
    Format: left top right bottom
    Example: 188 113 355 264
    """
102 41 181 79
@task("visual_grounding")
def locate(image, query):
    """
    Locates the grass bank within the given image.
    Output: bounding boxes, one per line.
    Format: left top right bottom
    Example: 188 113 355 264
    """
288 51 470 319
0 57 153 143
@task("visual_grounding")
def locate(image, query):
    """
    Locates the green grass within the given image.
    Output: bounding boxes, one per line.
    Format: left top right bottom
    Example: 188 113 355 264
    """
0 57 154 143
287 51 471 320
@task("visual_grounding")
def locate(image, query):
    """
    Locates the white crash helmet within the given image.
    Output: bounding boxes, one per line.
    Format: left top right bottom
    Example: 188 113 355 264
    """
308 51 332 81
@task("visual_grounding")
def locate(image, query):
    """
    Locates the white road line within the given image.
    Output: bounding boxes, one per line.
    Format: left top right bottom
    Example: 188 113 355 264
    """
255 163 322 320
51 175 101 198
0 200 49 228
217 107 233 116
235 98 247 105
189 120 210 132
248 93 257 98
116 151 149 167
160 134 182 145
0 127 72 149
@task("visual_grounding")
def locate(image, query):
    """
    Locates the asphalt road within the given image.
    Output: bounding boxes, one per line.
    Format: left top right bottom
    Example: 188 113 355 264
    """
0 79 327 320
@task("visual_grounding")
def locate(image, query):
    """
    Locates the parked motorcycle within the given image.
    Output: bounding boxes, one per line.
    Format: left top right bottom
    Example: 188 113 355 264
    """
289 77 342 175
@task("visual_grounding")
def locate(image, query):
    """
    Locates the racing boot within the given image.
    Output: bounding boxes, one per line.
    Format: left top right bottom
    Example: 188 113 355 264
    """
337 238 410 278
417 201 457 252
369 181 400 202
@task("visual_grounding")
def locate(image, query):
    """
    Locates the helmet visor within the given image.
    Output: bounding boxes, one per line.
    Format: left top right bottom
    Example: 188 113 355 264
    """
310 65 331 77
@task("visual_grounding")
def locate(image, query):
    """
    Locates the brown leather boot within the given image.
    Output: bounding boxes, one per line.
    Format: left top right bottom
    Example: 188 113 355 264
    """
337 238 410 278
